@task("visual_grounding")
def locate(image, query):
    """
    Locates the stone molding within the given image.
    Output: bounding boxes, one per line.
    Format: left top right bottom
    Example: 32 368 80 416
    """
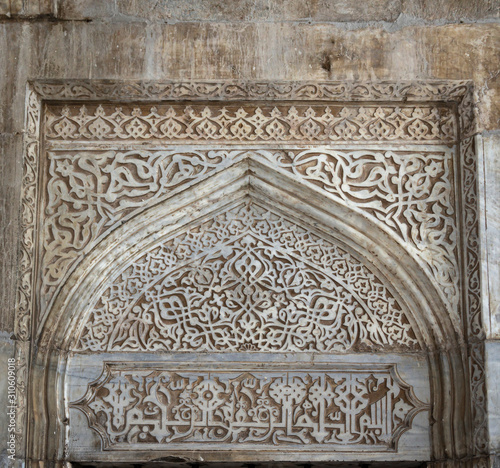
14 80 484 466
31 79 473 102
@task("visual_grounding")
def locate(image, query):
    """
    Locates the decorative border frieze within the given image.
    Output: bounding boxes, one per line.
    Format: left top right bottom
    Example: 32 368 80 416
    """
44 103 456 143
461 136 489 455
13 87 43 459
32 80 472 102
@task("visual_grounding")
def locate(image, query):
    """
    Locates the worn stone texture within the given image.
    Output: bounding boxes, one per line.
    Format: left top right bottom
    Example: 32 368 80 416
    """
0 18 495 333
0 1 499 466
481 134 500 339
1 0 499 22
486 340 500 457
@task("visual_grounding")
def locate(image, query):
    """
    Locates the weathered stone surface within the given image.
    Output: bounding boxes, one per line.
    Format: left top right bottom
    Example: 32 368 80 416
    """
0 1 498 466
481 133 500 338
0 334 15 459
117 0 403 23
402 0 500 22
0 22 499 135
486 340 500 452
0 133 21 333
2 0 499 23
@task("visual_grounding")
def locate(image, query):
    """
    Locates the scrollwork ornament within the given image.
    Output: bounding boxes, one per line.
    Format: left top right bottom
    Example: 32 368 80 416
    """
77 202 419 352
40 147 458 324
13 84 43 460
461 135 489 456
32 79 471 102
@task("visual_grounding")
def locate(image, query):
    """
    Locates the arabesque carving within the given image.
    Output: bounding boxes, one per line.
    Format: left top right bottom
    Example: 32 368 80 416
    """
14 80 484 465
77 202 419 352
44 103 456 143
33 79 472 102
461 136 489 454
70 362 428 450
41 147 457 321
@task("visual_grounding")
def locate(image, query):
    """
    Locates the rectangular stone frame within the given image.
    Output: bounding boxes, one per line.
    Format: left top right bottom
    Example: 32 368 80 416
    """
14 80 487 467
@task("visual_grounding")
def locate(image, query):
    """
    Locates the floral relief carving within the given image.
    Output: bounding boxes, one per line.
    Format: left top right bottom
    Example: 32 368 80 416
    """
77 202 419 352
70 363 428 450
41 148 458 322
33 79 472 102
14 81 483 464
461 136 489 455
44 103 456 143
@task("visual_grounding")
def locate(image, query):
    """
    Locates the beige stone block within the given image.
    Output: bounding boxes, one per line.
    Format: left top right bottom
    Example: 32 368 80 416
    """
481 133 500 338
0 335 16 456
56 0 116 20
9 0 22 15
0 0 10 16
0 133 22 333
402 0 500 22
308 0 402 22
116 0 401 23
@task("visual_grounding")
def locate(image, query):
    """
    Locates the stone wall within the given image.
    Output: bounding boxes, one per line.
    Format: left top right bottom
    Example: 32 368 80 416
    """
0 1 498 466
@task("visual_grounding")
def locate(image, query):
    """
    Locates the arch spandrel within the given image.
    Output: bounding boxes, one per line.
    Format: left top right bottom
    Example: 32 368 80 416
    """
37 145 459 335
40 162 459 354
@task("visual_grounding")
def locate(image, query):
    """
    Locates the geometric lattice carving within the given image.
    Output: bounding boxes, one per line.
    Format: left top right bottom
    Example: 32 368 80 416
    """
42 148 457 321
45 104 456 143
70 362 428 450
77 202 419 352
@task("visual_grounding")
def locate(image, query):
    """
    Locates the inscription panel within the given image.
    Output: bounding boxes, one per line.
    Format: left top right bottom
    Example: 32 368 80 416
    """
69 361 429 452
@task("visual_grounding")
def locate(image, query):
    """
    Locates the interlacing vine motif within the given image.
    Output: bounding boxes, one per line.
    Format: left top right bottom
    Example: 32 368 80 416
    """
77 202 418 352
461 136 489 455
44 103 456 143
41 148 458 319
33 80 471 102
13 81 483 464
70 363 428 449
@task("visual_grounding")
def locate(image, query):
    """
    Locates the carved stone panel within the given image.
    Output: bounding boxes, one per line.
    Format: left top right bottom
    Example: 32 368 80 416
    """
39 146 458 328
76 201 419 353
71 363 426 449
17 81 481 466
66 355 430 461
44 103 456 144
